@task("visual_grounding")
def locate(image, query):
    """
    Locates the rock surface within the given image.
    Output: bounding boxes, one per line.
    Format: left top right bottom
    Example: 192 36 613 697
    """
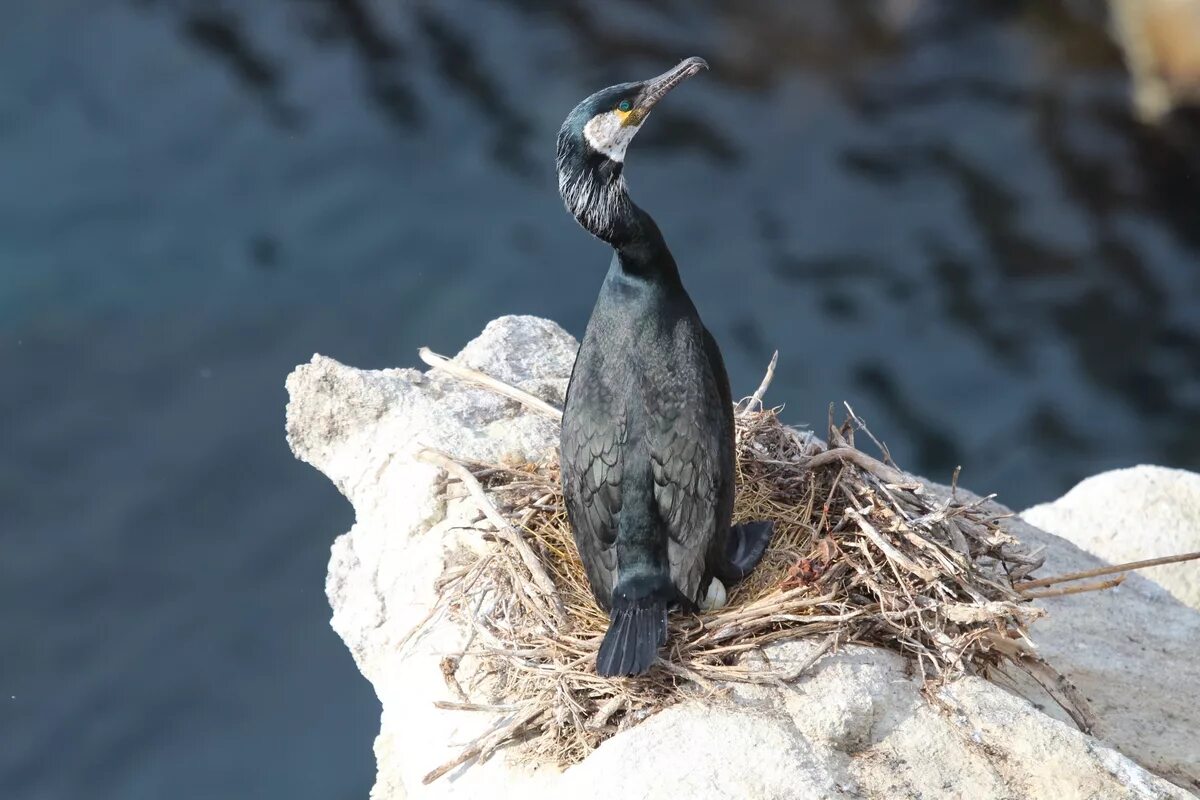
1022 466 1200 611
1109 0 1200 122
979 491 1200 792
286 315 1200 799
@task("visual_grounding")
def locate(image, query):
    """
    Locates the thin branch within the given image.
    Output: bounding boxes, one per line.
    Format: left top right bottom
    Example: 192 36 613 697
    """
843 402 893 465
587 696 627 729
1015 550 1200 590
434 701 525 713
803 446 913 487
1009 656 1096 734
777 632 838 682
1021 576 1124 599
846 508 937 582
740 350 779 413
422 704 545 784
419 449 569 627
419 347 563 422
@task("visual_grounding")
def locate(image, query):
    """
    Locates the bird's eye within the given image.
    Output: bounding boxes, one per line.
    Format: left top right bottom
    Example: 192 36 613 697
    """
617 100 632 113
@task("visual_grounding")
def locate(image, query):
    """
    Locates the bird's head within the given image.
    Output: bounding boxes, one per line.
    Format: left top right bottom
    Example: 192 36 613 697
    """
556 57 708 243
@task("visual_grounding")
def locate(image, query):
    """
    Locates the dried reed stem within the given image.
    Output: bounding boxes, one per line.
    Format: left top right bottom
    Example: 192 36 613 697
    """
739 350 779 413
419 347 563 421
1015 551 1200 590
1021 577 1125 599
846 508 937 582
803 447 912 487
422 704 546 784
419 448 568 627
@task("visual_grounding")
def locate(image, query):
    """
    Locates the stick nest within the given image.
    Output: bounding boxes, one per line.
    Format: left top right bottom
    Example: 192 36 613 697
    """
422 405 1077 783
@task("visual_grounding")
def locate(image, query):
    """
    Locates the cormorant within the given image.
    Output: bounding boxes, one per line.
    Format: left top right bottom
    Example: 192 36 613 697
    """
557 57 774 677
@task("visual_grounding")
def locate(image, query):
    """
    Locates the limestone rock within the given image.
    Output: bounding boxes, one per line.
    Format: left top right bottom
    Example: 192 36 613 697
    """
285 315 1200 799
1109 0 1200 122
943 498 1200 793
1021 465 1200 610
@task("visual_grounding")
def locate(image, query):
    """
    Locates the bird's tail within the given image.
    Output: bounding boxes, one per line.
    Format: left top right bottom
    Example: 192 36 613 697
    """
596 575 672 677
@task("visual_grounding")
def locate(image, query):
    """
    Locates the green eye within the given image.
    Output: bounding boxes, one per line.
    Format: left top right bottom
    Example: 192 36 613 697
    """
617 100 632 113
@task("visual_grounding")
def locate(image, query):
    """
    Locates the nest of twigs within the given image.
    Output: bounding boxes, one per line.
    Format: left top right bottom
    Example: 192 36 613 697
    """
416 383 1094 784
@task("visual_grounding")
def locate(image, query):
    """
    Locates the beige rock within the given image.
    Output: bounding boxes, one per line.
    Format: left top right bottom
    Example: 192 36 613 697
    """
1022 465 1200 610
286 315 1200 799
1110 0 1200 121
951 497 1200 793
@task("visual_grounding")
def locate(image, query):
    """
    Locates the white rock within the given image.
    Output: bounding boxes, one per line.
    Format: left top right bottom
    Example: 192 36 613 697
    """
975 504 1200 792
1022 466 1200 610
1109 0 1200 122
285 315 1200 800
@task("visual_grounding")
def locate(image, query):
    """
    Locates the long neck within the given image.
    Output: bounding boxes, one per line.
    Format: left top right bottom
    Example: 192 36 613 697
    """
611 195 681 286
561 160 681 287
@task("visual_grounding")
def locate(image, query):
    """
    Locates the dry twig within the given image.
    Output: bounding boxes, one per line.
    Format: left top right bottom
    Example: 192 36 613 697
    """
1021 577 1125 599
1015 551 1200 590
419 448 568 627
419 347 563 421
739 350 779 414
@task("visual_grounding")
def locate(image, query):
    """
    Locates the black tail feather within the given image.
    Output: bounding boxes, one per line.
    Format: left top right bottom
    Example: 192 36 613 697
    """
596 598 669 677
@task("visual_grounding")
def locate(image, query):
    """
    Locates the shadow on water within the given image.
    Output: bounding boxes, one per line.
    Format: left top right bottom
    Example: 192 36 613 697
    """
181 9 304 128
4 0 1200 797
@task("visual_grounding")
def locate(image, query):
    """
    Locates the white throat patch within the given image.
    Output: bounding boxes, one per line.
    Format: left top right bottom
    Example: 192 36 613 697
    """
583 110 643 163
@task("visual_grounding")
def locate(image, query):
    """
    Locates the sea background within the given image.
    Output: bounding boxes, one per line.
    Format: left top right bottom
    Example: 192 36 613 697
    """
3 2 1199 798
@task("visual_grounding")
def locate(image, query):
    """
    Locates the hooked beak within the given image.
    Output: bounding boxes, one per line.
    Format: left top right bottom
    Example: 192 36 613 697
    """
627 56 708 123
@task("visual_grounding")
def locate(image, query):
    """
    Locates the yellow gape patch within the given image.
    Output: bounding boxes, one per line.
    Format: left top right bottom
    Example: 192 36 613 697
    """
617 107 649 127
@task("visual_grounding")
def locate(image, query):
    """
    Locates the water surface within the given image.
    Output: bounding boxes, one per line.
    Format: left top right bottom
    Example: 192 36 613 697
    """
3 2 1199 797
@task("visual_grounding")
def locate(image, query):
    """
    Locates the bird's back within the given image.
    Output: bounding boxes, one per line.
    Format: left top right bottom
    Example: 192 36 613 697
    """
561 266 734 610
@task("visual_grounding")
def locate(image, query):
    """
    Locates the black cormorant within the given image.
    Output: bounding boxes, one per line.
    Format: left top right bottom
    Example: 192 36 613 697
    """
557 57 774 677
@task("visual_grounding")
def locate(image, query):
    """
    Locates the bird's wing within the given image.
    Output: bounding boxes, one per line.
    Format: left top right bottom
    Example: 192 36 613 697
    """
649 326 730 604
561 383 623 609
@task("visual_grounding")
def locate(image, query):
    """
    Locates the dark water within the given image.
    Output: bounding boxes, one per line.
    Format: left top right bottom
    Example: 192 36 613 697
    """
4 1 1199 797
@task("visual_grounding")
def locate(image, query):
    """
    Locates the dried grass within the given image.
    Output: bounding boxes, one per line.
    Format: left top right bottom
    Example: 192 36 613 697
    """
415 374 1097 784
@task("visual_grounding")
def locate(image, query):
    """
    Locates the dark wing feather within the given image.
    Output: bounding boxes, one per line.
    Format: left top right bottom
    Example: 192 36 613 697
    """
561 372 624 608
649 322 734 604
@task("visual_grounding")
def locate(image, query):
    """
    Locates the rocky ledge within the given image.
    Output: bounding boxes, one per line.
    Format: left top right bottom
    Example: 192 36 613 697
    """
286 315 1200 799
1023 467 1200 611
